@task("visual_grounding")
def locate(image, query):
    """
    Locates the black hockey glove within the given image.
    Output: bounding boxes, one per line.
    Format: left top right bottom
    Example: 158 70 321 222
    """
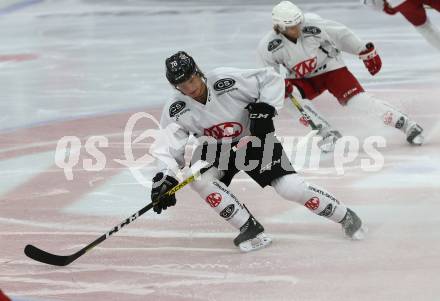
151 172 179 214
245 102 276 138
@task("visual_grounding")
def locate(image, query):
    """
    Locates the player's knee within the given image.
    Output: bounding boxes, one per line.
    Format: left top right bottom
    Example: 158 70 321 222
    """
347 92 385 112
345 91 368 107
271 174 307 201
189 167 223 194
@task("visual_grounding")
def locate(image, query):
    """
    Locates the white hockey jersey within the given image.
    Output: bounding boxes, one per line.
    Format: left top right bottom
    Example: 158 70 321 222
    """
150 67 284 174
257 13 366 79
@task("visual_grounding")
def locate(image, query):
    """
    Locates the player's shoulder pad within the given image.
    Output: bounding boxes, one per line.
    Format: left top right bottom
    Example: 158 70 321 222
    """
302 25 321 36
265 31 283 52
302 13 324 37
207 67 240 93
164 93 189 119
268 38 283 52
258 31 283 53
168 100 187 118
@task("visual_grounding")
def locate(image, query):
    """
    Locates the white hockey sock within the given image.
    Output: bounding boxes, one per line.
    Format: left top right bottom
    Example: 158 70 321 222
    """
272 174 347 223
190 168 250 229
416 19 440 51
346 92 410 132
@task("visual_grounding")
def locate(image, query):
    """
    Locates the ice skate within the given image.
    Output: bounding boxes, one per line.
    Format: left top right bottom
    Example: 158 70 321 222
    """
405 121 424 145
234 216 272 252
340 208 367 240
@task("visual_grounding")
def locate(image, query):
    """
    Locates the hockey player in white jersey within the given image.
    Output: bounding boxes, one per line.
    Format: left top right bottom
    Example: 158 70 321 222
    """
150 51 366 253
257 1 424 145
362 0 440 51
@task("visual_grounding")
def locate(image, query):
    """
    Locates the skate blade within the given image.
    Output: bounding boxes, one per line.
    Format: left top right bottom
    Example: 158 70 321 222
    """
238 233 272 253
410 134 424 146
347 226 368 241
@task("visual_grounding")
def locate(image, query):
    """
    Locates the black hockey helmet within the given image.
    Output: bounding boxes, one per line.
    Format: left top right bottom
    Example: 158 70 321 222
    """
165 51 201 85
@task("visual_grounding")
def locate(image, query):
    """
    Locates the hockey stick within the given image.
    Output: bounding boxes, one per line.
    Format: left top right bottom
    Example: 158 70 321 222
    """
24 137 251 266
289 94 343 153
288 94 320 130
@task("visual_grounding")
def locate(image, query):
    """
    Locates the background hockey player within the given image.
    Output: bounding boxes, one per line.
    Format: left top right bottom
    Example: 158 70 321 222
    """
150 51 366 253
362 0 440 51
257 1 424 146
0 291 11 301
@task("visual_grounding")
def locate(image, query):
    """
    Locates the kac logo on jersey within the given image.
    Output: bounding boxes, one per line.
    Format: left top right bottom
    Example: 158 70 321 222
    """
213 78 236 91
169 101 186 117
292 57 317 78
204 122 243 139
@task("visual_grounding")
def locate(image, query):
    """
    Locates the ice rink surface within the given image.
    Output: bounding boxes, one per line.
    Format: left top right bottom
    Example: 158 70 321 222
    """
1 0 440 300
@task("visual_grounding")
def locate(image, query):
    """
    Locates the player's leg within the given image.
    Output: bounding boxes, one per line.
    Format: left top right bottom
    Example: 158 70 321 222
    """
415 19 440 50
190 143 272 252
189 167 271 252
0 290 12 301
271 174 366 240
244 135 365 239
286 78 342 152
325 67 424 145
346 92 424 145
395 0 440 50
247 136 366 239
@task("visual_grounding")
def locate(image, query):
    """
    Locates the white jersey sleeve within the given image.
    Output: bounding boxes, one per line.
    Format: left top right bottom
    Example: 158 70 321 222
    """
239 67 285 111
307 14 365 55
256 35 281 73
150 105 190 176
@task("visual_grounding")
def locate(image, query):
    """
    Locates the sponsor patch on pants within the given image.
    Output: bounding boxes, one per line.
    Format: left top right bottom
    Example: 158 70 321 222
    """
305 197 320 210
206 192 222 207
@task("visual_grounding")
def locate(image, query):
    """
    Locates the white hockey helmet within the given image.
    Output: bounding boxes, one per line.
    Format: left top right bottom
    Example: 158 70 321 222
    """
272 1 304 31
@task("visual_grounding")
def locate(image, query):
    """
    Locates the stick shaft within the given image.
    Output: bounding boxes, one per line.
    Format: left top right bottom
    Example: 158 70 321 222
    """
288 94 320 130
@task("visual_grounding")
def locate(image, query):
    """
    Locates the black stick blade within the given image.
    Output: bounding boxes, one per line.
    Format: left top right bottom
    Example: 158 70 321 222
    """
24 244 74 266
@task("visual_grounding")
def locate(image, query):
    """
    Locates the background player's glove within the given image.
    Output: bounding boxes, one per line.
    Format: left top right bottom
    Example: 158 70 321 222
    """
359 42 382 76
245 102 276 137
151 172 179 214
